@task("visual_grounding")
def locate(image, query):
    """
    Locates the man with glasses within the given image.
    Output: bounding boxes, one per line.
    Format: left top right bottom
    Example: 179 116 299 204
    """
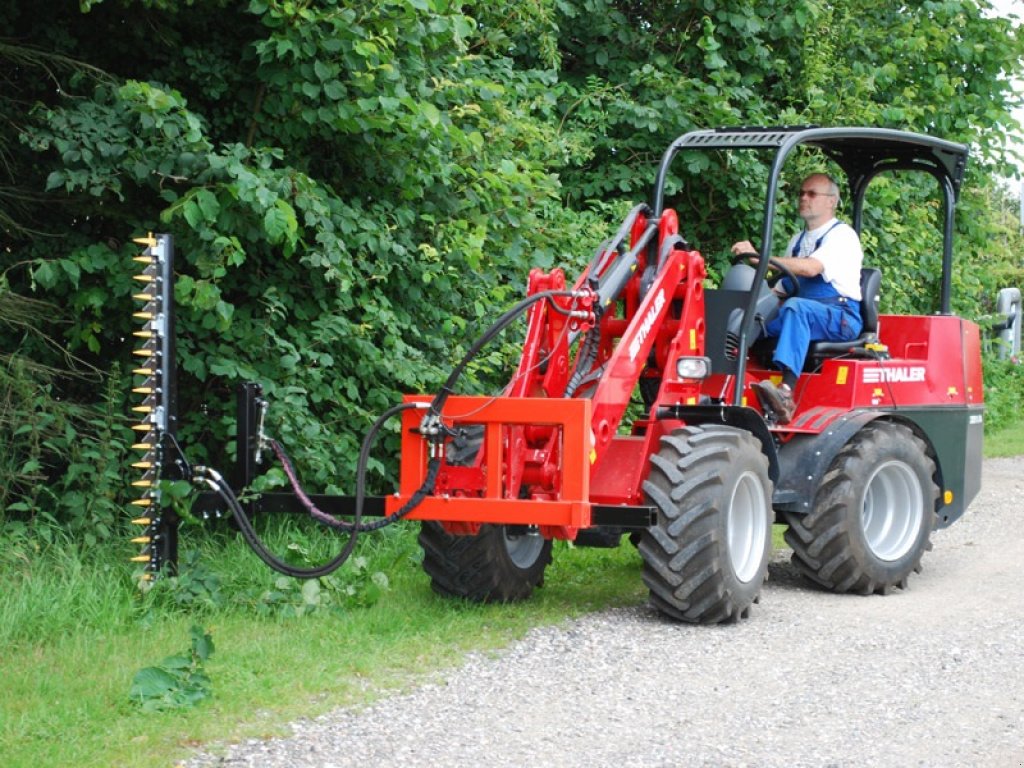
730 173 864 424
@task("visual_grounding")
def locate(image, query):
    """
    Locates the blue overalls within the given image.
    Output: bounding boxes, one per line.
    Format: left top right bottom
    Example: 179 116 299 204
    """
763 224 863 376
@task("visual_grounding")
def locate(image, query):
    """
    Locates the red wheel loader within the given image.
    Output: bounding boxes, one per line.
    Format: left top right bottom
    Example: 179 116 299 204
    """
129 127 983 624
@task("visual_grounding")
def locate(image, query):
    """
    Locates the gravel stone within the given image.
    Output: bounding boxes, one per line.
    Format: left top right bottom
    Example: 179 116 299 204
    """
186 457 1024 768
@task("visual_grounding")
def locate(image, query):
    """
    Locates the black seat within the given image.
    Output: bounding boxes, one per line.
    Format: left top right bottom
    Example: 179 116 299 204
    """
808 267 882 361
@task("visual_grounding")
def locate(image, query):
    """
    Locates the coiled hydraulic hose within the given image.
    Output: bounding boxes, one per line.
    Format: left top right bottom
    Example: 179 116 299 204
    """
193 401 440 579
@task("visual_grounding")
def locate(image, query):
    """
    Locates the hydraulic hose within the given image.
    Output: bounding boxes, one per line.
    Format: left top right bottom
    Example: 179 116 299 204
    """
193 401 441 578
195 465 358 579
564 327 599 398
430 288 582 416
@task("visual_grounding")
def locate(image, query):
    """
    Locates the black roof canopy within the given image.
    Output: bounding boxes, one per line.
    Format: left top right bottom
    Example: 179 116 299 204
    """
657 126 969 207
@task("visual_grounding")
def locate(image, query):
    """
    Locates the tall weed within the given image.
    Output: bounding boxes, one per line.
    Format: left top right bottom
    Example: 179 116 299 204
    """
982 353 1024 434
0 529 136 647
0 519 417 650
1 359 132 545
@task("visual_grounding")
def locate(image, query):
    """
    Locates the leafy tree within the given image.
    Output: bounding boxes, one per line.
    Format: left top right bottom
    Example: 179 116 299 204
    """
1 0 1023 534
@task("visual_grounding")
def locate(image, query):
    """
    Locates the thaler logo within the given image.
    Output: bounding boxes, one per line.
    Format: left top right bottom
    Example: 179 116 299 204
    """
863 366 926 384
628 289 667 363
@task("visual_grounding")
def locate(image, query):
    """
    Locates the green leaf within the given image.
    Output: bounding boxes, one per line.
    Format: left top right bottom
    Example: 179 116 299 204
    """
129 666 177 700
300 579 321 606
33 261 57 289
196 189 220 221
164 480 193 499
314 59 332 82
419 102 441 126
46 170 66 191
160 654 192 670
215 300 234 328
264 199 298 245
323 80 346 100
60 259 82 289
192 280 221 310
174 274 196 302
183 199 203 229
20 459 42 474
191 625 215 662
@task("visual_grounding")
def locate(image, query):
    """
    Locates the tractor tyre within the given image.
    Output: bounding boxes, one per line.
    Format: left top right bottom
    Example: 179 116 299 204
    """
418 522 553 603
639 425 773 624
783 421 938 595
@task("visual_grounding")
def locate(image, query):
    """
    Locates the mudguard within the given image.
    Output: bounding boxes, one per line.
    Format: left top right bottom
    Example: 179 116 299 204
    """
773 410 882 514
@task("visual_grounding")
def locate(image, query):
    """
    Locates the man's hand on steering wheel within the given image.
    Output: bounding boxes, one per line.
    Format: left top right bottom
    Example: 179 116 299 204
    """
728 241 799 297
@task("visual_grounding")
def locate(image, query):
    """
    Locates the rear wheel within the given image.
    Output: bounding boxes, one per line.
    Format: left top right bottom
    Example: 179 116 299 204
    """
418 522 553 603
639 425 773 624
784 421 938 594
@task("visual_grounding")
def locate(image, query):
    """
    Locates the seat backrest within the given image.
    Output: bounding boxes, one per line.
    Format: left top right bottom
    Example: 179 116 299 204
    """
860 267 881 335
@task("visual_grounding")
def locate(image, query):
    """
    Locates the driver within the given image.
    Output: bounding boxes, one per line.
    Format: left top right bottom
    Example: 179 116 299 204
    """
730 173 864 424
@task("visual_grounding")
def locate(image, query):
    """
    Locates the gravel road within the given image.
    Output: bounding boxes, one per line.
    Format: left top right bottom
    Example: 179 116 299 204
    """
188 457 1024 768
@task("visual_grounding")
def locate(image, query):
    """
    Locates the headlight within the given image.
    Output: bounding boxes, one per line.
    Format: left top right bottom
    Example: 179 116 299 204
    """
675 356 711 379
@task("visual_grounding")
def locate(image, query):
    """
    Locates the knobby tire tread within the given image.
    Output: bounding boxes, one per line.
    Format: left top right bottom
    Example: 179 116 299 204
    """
418 521 553 603
639 425 773 624
783 421 938 595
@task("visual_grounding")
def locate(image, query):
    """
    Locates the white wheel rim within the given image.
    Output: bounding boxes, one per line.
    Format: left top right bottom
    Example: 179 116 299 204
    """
503 528 545 569
727 471 768 583
861 460 924 561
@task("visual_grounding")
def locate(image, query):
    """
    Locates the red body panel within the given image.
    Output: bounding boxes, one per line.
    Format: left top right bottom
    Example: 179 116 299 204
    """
389 211 707 538
733 314 984 434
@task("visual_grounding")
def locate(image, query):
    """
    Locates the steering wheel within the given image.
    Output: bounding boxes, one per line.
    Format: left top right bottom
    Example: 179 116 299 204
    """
766 257 800 298
732 251 800 298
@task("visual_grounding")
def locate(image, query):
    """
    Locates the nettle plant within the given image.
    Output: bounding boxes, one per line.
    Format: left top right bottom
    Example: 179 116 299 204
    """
129 624 215 712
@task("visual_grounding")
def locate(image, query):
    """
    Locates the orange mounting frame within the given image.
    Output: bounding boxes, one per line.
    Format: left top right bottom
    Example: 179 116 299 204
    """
385 395 593 538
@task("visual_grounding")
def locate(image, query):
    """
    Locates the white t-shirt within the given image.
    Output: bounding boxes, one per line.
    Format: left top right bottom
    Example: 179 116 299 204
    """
783 218 863 301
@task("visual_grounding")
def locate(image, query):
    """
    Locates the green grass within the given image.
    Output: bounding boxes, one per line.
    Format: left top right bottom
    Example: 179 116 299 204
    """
0 521 647 768
984 419 1024 458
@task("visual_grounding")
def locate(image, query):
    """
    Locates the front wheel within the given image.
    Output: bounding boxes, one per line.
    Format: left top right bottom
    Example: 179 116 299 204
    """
418 522 553 603
784 421 938 594
639 425 773 624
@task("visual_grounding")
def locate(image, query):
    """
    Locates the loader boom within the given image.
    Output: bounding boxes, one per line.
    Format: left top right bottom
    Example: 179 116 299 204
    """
386 206 711 538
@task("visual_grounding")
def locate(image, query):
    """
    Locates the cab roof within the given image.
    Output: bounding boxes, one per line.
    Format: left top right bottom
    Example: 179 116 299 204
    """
669 125 969 198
